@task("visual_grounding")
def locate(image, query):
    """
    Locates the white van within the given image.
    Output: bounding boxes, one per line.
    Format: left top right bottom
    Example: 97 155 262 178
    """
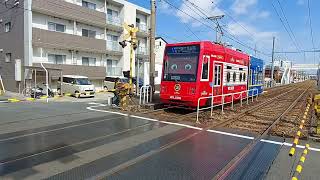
58 75 95 98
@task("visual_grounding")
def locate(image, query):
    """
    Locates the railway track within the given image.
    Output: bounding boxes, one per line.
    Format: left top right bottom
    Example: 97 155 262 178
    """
212 81 312 179
1 82 313 179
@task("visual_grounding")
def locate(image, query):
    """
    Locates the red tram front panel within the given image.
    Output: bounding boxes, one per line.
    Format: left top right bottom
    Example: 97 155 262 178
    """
160 41 249 108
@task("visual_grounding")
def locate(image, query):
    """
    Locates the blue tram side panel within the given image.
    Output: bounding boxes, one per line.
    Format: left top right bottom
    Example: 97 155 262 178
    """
249 56 264 96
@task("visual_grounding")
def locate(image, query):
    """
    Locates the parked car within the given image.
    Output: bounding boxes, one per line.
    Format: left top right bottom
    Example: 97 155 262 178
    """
58 75 95 98
104 77 129 90
132 77 144 88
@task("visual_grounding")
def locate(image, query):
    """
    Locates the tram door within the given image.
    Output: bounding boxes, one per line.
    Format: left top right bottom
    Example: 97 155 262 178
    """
213 63 223 103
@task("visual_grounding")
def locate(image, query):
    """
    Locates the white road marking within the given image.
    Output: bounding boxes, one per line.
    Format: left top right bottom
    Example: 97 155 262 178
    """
87 103 320 152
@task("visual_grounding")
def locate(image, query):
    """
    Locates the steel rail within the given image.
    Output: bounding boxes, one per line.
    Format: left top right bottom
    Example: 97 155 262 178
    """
213 85 299 128
96 82 311 179
213 83 311 180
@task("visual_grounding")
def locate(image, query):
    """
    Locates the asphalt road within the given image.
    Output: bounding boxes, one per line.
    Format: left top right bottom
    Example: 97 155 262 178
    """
0 101 319 180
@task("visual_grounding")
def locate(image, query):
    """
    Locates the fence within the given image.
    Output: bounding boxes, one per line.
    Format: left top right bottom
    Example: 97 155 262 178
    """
196 89 259 123
139 85 152 105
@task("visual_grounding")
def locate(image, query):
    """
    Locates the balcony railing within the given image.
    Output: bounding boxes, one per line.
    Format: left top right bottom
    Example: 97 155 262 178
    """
137 46 148 55
107 67 123 76
136 23 147 32
107 15 121 26
107 41 122 52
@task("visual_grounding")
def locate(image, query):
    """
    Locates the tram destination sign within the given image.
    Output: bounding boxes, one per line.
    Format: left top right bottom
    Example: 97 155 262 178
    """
167 45 200 54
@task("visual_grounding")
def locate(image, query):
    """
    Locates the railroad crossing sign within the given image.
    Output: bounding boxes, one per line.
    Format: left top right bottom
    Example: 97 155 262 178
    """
118 23 140 108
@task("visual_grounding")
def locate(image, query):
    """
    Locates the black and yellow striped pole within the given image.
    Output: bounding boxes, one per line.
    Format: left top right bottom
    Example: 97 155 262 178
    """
289 103 310 156
291 144 310 180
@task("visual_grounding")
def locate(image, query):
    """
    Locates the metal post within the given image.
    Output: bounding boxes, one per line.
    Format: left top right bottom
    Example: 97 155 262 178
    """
149 0 156 102
129 45 134 94
60 71 63 95
210 95 214 117
231 94 234 110
211 73 214 117
136 55 140 95
34 69 36 98
143 86 146 104
40 63 48 103
221 95 224 114
271 36 276 87
196 99 200 124
252 90 254 102
146 86 149 103
246 91 249 105
240 93 243 107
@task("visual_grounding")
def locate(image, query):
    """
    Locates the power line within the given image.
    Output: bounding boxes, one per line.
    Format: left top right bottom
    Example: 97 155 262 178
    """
276 0 302 51
307 0 316 63
162 0 271 57
270 1 301 52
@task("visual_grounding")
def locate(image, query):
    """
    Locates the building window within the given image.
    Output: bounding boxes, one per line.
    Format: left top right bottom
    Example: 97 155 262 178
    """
107 35 119 51
82 29 96 38
48 22 65 32
107 34 118 42
107 9 120 25
106 59 121 76
5 53 11 62
5 22 11 32
82 57 96 66
48 54 66 64
82 1 96 10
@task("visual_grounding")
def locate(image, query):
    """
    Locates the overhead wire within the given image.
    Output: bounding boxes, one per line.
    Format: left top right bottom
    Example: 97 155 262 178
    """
276 0 302 51
307 0 316 64
270 1 301 52
161 0 271 57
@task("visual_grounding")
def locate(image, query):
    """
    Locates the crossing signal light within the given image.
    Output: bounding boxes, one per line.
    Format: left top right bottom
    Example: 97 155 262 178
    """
119 40 127 48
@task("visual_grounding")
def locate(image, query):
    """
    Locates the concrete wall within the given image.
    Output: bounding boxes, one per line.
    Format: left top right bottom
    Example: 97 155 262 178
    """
0 0 25 92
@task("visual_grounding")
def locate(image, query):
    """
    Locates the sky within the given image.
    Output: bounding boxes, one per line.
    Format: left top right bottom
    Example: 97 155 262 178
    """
128 0 320 65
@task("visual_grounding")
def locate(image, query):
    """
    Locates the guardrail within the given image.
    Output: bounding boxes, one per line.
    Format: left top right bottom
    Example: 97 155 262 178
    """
196 89 259 123
139 85 152 105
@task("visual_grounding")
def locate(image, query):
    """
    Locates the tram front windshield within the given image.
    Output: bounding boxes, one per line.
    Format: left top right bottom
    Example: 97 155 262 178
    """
163 45 200 82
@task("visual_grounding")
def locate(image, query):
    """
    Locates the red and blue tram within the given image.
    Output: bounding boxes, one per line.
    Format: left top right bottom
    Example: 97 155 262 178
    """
160 41 250 108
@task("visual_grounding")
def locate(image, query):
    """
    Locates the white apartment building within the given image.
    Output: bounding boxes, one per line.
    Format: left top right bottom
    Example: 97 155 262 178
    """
154 37 167 85
0 0 150 92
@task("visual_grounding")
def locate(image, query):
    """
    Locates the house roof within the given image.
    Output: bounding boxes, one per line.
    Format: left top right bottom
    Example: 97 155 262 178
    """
155 37 168 44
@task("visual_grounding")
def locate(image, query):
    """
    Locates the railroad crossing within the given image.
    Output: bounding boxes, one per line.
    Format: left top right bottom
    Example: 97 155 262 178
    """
0 81 319 179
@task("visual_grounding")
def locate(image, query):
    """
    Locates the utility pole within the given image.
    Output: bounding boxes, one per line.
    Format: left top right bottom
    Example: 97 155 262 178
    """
149 0 156 102
271 36 276 87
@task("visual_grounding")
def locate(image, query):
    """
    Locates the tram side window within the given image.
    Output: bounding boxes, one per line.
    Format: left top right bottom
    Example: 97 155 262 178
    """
243 73 246 82
214 65 221 86
233 72 236 82
239 73 243 82
226 72 231 82
201 56 209 80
